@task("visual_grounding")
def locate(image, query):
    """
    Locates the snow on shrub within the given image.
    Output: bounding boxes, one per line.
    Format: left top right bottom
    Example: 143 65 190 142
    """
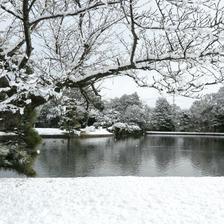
111 122 143 138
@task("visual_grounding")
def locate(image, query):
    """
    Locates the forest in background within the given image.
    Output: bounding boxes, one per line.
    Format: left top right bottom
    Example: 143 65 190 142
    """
37 86 224 133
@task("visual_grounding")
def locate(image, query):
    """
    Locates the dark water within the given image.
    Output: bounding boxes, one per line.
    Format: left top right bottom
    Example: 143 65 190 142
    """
1 135 224 177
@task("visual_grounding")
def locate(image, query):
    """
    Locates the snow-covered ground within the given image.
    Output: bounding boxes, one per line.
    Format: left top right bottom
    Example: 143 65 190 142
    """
0 128 113 137
0 128 66 137
147 131 224 136
35 128 67 136
0 177 224 224
36 127 113 137
0 131 15 136
80 126 113 136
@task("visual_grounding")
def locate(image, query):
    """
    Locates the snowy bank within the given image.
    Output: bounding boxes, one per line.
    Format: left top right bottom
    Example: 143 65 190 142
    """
0 131 15 136
0 129 66 138
35 128 67 136
0 128 113 138
146 131 224 136
80 126 113 137
0 177 224 224
110 123 143 138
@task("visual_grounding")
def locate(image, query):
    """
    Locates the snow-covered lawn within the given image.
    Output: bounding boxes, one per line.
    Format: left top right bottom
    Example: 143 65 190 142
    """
35 128 67 136
0 177 224 224
0 128 113 137
36 127 113 137
147 131 224 136
0 131 16 136
80 126 113 136
0 128 66 137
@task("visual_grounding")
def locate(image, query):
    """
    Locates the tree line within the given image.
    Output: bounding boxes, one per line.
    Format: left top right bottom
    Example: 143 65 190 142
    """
150 86 224 132
37 86 224 133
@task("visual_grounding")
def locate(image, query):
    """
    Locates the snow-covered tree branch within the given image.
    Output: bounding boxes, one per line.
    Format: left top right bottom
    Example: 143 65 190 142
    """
1 0 224 116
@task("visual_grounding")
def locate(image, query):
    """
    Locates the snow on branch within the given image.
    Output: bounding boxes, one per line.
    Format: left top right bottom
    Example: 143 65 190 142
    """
30 1 122 26
1 0 224 114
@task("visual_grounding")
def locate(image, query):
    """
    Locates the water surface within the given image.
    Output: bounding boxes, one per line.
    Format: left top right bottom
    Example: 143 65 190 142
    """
1 135 224 177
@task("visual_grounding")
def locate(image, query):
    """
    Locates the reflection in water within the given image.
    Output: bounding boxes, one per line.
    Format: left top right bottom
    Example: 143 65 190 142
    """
1 135 224 177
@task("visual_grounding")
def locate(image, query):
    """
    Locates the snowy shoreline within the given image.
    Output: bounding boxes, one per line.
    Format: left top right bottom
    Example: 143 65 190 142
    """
2 128 224 139
0 177 224 224
147 131 224 136
0 128 114 138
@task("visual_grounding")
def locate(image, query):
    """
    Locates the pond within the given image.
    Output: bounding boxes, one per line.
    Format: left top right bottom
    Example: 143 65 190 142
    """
1 135 224 177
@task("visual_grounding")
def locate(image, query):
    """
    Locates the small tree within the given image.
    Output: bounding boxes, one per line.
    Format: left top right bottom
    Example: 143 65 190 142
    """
150 98 175 131
37 87 102 131
190 94 215 132
209 87 224 132
123 104 150 129
94 93 150 129
178 110 193 132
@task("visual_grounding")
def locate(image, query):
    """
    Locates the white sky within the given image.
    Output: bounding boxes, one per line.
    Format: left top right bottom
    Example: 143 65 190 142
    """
101 76 222 109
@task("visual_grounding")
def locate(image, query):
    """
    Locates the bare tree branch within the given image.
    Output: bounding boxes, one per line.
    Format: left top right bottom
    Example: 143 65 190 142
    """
30 1 121 26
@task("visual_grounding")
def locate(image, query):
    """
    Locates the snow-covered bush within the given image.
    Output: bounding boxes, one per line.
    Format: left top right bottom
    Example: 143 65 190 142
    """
111 122 143 139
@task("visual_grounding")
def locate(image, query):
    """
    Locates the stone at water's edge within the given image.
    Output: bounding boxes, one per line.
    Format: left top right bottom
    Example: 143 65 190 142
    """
0 146 10 156
0 143 36 176
0 144 11 165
